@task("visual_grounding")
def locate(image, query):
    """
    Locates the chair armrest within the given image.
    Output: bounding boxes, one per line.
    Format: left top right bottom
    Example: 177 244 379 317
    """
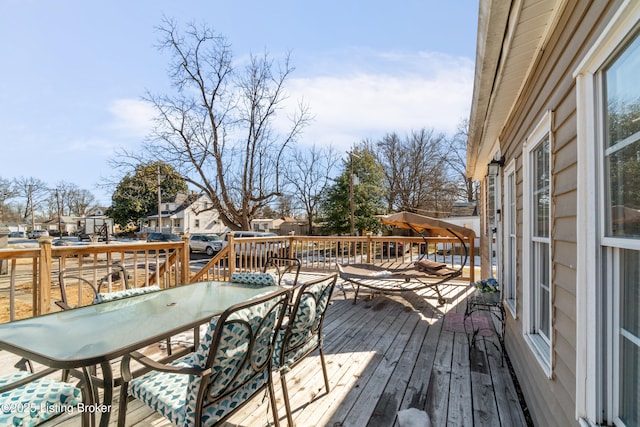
55 301 72 310
121 351 210 382
0 367 60 394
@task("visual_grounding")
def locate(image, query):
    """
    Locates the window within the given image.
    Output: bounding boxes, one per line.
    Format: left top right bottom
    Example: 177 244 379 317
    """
195 219 200 228
575 5 640 423
504 163 517 316
487 174 497 234
523 110 552 375
532 138 551 342
602 29 640 426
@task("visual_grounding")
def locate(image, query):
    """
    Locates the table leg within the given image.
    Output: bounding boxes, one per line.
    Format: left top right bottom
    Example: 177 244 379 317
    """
99 361 114 427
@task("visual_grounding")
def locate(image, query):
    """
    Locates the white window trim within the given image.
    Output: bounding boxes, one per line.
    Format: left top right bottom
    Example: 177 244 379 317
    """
522 109 553 378
504 160 517 318
573 1 640 423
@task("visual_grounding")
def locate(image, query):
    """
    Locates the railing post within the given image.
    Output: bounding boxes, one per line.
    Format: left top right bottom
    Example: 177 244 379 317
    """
366 233 373 264
287 234 295 259
228 234 236 275
38 237 54 315
469 237 475 283
32 258 38 317
181 235 190 285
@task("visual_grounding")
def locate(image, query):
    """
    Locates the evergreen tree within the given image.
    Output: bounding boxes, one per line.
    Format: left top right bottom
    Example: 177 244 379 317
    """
320 147 386 235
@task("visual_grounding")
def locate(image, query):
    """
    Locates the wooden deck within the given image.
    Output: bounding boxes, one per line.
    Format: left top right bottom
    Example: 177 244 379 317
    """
2 276 530 426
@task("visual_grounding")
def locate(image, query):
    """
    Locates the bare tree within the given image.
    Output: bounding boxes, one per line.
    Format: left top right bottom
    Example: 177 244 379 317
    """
13 177 49 227
283 145 340 235
0 177 17 223
443 118 478 202
373 129 456 216
114 18 310 231
45 182 97 217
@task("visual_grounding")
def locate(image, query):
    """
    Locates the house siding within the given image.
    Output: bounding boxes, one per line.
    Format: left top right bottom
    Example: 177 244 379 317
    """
495 1 620 426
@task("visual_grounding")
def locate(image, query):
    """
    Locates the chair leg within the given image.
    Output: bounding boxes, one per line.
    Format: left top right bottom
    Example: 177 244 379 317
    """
268 377 281 427
319 348 330 393
280 373 293 427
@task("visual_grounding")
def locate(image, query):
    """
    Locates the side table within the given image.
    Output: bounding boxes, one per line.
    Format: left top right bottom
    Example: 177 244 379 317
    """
464 290 505 363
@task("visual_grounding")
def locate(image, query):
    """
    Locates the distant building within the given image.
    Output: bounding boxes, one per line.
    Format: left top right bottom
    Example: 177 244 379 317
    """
250 218 284 233
140 193 227 235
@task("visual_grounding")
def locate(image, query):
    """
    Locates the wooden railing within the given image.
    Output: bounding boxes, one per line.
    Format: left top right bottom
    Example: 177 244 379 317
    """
191 234 475 284
0 233 474 323
0 237 190 322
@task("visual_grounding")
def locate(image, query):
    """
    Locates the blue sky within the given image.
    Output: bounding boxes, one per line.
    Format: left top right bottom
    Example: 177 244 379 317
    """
0 1 478 205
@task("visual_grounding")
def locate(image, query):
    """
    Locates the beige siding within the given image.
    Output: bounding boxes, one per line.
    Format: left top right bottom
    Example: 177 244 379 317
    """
496 1 621 426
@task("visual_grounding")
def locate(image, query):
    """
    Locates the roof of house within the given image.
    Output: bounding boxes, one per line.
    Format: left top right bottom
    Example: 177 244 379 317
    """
467 0 564 180
449 202 478 217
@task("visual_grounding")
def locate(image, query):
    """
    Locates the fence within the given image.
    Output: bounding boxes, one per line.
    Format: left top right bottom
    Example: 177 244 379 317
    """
0 233 474 323
0 237 190 322
191 234 475 284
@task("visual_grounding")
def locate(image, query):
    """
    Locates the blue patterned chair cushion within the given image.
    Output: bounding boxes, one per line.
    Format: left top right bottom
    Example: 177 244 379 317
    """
0 371 82 427
128 297 283 426
272 278 333 370
230 272 277 287
92 285 160 304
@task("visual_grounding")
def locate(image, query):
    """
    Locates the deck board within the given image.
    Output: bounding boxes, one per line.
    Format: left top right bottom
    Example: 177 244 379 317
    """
1 279 530 427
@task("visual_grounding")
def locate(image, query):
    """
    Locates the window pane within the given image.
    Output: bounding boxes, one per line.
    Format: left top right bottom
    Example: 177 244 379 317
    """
605 31 640 238
537 242 550 340
622 249 640 338
533 137 550 238
606 142 640 237
605 31 640 147
487 175 496 232
619 249 640 426
620 336 639 426
509 174 516 235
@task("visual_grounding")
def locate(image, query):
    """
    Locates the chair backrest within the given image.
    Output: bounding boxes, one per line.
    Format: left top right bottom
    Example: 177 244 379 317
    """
186 288 290 424
57 262 131 309
276 273 337 368
263 256 301 286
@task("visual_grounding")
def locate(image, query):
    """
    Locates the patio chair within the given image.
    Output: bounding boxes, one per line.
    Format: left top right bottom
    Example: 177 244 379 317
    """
263 256 301 286
117 287 291 427
0 367 87 426
273 273 338 426
56 261 136 310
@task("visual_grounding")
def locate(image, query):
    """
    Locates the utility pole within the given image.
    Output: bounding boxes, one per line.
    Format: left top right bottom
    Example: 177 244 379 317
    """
157 163 162 232
28 184 35 231
348 150 360 236
55 189 62 237
349 152 355 237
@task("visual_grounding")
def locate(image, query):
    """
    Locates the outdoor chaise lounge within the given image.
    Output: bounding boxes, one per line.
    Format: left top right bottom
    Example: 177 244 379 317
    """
338 211 475 305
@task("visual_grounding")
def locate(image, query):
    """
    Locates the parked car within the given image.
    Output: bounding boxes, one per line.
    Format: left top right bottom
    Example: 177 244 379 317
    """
146 232 182 242
190 234 223 256
223 231 286 263
28 229 49 239
8 231 26 238
381 241 405 256
52 236 84 246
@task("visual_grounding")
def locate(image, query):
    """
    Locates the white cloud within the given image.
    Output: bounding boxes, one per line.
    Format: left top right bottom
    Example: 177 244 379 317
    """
278 50 474 151
106 98 156 139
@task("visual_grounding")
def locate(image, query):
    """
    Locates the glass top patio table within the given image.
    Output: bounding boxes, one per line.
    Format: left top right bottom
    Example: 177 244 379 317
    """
0 281 281 368
0 281 281 427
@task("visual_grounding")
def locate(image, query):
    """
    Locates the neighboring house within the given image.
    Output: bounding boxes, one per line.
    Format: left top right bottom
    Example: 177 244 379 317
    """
250 218 284 233
43 215 79 236
279 217 312 235
441 202 480 252
467 2 639 426
140 193 227 235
